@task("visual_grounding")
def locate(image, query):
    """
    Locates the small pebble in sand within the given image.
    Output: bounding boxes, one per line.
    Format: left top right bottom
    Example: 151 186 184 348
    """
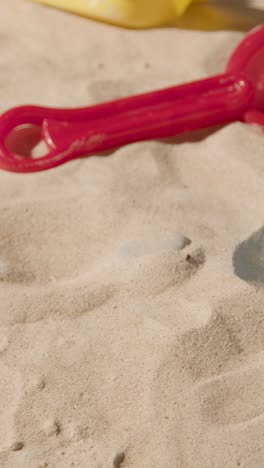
113 452 125 468
11 442 24 452
186 248 205 267
30 376 46 392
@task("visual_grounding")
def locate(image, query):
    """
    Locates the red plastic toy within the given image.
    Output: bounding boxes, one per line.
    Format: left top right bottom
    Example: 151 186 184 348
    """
0 25 263 173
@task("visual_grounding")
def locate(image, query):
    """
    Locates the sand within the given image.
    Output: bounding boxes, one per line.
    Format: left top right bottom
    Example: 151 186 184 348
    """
0 1 264 467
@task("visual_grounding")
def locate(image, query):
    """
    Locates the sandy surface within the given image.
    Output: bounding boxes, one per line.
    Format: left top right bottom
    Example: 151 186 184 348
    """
0 1 264 467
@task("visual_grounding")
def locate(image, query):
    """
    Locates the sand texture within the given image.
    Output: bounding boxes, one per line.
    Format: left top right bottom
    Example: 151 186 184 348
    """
0 1 264 467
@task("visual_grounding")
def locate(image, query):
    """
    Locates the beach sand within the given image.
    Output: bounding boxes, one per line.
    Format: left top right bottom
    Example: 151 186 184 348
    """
0 1 264 467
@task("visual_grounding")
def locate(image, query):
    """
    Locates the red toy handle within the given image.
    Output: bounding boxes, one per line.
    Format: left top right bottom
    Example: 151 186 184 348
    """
44 73 254 151
243 109 264 127
0 72 253 173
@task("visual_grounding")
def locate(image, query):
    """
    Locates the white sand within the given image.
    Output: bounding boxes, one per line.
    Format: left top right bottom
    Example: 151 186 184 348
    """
0 2 264 467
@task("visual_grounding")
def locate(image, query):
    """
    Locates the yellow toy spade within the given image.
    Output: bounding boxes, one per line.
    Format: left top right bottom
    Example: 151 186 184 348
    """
30 0 264 30
30 0 203 28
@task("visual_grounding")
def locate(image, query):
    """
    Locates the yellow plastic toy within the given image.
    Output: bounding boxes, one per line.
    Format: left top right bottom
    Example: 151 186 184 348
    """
31 0 264 31
30 0 205 28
